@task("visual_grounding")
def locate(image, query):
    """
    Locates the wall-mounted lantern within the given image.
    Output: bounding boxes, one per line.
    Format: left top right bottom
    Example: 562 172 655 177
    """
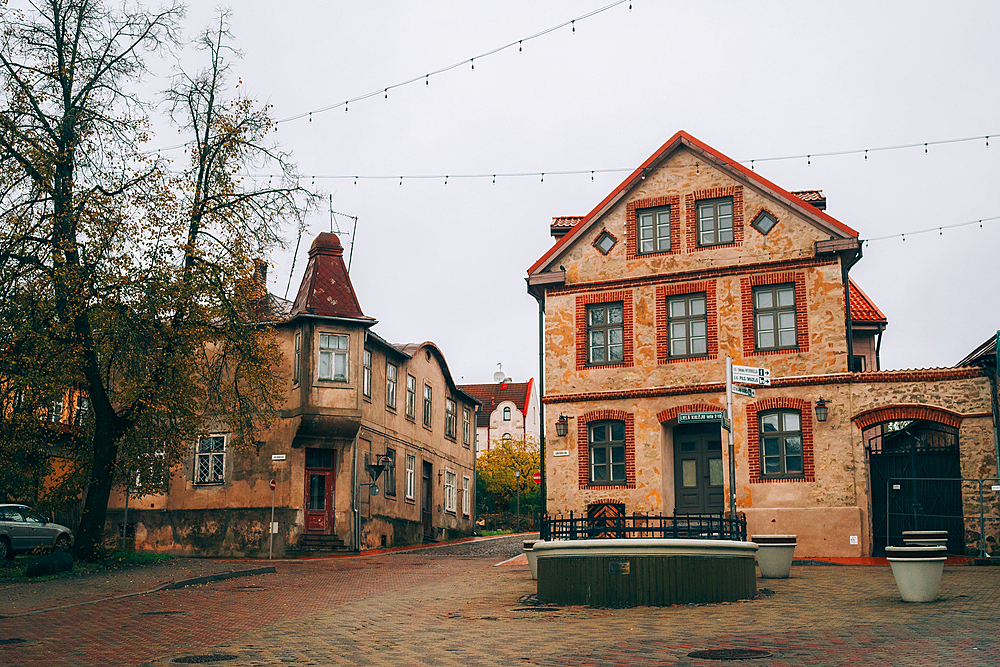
555 414 571 437
815 397 829 423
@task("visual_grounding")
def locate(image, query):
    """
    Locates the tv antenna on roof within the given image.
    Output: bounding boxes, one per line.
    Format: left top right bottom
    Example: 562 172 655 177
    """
493 363 505 383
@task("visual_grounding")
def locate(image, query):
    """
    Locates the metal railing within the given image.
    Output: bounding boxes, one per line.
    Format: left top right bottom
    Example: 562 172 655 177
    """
540 512 747 542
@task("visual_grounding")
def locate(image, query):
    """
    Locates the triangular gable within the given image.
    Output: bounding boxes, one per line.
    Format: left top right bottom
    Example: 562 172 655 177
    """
528 130 859 276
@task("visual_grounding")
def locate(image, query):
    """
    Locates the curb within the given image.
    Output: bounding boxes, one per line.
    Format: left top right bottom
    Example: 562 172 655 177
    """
5 567 278 618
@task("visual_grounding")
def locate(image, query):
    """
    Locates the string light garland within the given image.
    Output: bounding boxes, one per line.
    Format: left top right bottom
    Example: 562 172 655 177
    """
150 0 630 154
245 132 996 185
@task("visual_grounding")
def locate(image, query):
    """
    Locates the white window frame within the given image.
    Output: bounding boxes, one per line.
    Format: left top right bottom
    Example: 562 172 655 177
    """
318 333 349 382
423 384 433 428
405 374 416 419
293 331 301 384
194 435 226 485
48 397 63 423
386 362 397 409
362 348 372 398
463 408 471 446
462 475 471 516
503 406 511 421
444 470 457 513
445 398 457 438
405 454 415 499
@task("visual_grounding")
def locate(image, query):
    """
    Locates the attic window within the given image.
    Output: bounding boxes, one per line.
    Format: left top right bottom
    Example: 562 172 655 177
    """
594 230 617 255
752 211 777 235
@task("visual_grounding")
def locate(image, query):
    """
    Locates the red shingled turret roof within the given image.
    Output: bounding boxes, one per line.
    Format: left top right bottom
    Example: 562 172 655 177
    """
290 233 373 322
458 379 534 427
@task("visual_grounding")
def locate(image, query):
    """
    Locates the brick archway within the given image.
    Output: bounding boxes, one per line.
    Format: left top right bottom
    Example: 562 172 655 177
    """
851 404 963 430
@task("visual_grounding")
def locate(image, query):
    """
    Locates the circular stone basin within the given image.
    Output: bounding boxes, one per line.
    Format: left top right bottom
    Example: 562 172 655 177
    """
534 539 758 607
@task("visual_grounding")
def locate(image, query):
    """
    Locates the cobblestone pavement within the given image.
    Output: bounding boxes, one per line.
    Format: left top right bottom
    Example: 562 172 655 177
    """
1 534 997 667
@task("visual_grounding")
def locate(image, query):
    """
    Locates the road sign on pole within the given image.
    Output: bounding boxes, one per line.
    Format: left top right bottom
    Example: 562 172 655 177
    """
532 471 541 484
732 364 771 385
732 384 755 398
678 411 725 424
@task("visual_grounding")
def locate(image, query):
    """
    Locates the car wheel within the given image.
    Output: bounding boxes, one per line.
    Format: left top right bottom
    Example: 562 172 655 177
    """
0 537 11 560
55 534 71 551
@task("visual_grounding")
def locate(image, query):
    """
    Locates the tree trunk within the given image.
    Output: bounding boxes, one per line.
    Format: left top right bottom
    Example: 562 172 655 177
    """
72 421 124 558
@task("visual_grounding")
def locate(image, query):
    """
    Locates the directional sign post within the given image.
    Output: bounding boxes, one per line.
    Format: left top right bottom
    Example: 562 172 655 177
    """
732 384 755 398
732 364 771 386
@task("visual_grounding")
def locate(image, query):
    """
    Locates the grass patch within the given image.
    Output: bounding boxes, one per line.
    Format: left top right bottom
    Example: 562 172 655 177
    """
0 550 174 584
477 529 514 537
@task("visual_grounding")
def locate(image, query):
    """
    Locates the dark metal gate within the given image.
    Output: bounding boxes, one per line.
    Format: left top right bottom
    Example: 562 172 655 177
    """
867 420 963 555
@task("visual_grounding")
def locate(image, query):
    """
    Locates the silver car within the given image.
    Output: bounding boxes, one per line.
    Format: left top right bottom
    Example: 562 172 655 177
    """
0 504 74 559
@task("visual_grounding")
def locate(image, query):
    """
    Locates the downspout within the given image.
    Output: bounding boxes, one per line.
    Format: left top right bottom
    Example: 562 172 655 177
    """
351 432 359 551
535 291 547 517
841 244 863 371
875 330 884 371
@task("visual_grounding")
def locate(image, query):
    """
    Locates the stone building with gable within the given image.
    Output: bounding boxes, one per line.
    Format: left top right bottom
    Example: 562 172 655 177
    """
105 232 479 556
527 130 998 558
459 378 539 455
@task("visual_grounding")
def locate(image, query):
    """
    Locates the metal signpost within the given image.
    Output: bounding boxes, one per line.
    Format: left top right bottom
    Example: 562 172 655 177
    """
725 358 770 520
268 478 276 560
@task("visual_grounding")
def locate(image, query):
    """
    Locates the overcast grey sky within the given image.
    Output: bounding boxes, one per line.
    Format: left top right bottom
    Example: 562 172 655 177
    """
156 1 998 383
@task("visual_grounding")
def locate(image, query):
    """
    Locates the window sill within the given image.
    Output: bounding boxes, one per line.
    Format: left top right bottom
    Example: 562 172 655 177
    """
193 481 225 487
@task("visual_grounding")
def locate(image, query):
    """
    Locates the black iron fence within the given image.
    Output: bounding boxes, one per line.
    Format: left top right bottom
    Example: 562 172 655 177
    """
540 512 747 542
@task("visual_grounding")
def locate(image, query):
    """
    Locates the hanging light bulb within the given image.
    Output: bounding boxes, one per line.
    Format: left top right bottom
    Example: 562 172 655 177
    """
308 112 312 123
470 58 474 70
519 40 522 52
384 88 388 99
572 20 575 33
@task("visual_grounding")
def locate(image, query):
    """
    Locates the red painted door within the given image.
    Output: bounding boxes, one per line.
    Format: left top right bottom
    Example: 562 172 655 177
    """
304 448 335 534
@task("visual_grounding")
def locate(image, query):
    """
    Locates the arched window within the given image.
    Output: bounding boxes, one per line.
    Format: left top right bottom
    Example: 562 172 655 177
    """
501 433 512 444
759 409 803 478
503 406 511 421
589 420 626 485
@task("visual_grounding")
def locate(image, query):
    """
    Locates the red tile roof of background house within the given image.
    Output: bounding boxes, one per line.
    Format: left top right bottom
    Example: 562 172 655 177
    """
551 216 584 238
791 190 827 210
848 279 887 323
458 379 533 427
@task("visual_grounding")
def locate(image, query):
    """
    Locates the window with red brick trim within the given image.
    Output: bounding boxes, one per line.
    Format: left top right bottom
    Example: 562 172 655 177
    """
656 282 718 364
747 397 814 483
577 409 635 489
626 196 680 259
741 272 809 356
685 186 744 252
575 291 634 370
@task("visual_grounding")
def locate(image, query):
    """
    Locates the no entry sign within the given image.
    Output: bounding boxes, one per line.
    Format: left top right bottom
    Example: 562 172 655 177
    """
269 479 276 491
532 471 541 484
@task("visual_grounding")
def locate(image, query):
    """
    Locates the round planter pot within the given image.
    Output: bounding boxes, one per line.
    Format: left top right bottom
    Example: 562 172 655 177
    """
523 541 538 580
885 546 946 602
751 535 797 578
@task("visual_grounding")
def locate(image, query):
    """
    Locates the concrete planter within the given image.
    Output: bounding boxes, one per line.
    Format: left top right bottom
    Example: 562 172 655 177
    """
885 546 946 602
751 535 797 578
901 530 948 548
523 541 538 580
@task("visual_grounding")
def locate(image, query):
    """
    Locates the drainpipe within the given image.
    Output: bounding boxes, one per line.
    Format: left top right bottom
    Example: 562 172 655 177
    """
842 244 863 371
351 432 359 551
535 292 547 517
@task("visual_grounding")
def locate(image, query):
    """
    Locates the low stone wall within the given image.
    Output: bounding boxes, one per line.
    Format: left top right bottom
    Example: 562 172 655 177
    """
103 507 301 558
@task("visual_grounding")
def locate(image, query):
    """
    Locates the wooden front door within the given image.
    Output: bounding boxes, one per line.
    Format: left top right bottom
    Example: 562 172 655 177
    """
304 448 335 534
422 461 433 540
587 502 625 538
674 424 724 513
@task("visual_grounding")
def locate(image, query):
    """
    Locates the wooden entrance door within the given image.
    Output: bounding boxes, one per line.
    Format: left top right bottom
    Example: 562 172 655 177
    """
304 448 335 534
674 424 724 513
422 461 433 540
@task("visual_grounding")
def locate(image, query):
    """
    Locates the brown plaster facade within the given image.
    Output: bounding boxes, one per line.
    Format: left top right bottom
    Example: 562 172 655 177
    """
528 131 998 558
106 234 478 556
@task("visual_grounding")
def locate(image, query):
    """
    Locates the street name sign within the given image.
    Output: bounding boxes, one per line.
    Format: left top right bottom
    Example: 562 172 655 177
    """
732 384 755 398
732 364 771 386
678 411 725 424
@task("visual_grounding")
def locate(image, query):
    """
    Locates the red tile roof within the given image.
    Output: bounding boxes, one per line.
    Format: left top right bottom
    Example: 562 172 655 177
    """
529 131 858 276
290 233 372 321
848 279 887 323
551 216 583 238
458 379 533 427
791 190 827 210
